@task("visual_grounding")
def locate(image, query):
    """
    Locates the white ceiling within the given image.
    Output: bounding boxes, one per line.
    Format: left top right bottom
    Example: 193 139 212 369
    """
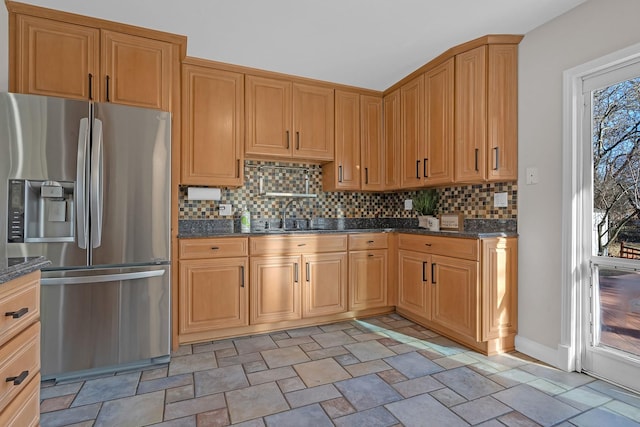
23 0 587 91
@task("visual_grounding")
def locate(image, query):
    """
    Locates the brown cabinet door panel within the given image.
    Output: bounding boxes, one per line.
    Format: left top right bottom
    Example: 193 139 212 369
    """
397 250 430 319
293 83 334 160
303 253 347 318
400 75 424 188
331 90 360 190
250 256 301 324
245 75 292 157
15 15 99 100
383 90 401 190
182 64 243 186
361 95 384 190
101 30 172 110
349 250 388 310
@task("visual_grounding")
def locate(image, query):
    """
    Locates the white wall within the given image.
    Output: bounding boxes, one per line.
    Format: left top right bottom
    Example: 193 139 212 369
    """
518 0 640 364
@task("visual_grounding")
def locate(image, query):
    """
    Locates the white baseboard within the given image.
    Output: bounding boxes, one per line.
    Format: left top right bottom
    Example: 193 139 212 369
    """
515 334 572 371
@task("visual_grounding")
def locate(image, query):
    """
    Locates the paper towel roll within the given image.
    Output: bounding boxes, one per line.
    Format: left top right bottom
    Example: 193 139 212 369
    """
187 187 221 200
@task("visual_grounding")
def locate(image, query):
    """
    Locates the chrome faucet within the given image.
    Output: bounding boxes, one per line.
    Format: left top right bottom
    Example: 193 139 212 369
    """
282 199 304 230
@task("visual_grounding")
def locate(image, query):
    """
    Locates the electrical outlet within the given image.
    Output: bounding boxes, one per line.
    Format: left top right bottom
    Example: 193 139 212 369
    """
219 204 233 216
526 167 539 185
404 199 413 210
494 192 508 208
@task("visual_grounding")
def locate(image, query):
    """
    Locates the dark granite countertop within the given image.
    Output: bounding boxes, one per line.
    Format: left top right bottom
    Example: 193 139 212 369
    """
0 256 51 284
178 218 517 240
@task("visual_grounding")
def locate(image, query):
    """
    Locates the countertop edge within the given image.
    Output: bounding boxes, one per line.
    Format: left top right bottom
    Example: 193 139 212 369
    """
0 256 52 284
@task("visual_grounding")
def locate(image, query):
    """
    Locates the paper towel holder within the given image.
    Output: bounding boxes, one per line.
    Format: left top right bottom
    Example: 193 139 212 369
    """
187 187 222 201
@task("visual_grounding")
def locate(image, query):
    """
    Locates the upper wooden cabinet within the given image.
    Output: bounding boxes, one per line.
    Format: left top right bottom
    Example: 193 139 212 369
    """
245 75 334 161
399 75 424 188
101 30 173 110
455 44 518 183
360 95 384 191
424 58 455 186
383 89 401 190
12 13 177 110
13 15 99 100
323 90 361 191
181 61 244 186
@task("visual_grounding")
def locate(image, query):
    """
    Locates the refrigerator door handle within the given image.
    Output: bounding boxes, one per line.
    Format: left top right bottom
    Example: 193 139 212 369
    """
76 118 90 249
41 269 165 286
90 118 104 249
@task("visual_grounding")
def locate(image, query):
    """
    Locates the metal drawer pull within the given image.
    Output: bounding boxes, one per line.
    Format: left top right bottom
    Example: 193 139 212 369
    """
6 370 28 386
286 130 290 149
423 158 428 178
422 261 427 282
474 148 479 171
431 263 436 284
297 243 306 247
240 266 245 288
294 263 299 283
306 263 310 282
367 240 374 244
494 147 499 170
416 160 420 179
5 308 28 319
368 254 374 257
425 243 432 247
211 247 220 250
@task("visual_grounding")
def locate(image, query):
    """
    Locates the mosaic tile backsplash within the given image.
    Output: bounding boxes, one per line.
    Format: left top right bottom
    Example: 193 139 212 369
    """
179 160 517 220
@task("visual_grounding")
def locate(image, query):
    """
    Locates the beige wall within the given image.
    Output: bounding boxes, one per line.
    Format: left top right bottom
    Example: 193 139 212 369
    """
518 0 640 359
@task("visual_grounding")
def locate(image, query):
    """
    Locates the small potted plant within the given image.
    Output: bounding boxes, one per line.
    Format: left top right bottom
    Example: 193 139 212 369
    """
413 189 439 229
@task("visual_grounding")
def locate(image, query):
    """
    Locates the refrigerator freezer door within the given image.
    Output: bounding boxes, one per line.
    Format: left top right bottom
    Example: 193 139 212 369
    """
91 103 171 266
0 93 90 267
40 264 170 380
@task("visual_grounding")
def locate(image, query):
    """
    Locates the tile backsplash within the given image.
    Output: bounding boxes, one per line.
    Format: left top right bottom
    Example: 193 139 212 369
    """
179 160 517 220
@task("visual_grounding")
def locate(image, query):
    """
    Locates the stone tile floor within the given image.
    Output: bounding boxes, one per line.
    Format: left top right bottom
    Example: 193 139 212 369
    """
39 314 640 426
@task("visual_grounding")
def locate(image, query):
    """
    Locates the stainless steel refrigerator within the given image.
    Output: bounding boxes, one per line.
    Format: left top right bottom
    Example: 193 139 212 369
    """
0 93 171 381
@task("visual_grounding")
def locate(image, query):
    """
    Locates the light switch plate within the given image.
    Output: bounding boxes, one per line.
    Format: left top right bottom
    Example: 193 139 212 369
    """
219 204 233 216
494 192 508 208
404 200 413 210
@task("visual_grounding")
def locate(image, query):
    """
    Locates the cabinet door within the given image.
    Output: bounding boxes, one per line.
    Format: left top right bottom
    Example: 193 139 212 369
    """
383 89 401 190
431 255 479 340
361 95 384 191
250 256 301 324
293 83 334 161
424 58 454 185
455 46 487 183
397 250 430 319
400 75 424 188
481 237 518 340
349 250 388 310
101 30 173 110
331 90 361 190
179 258 248 334
245 75 292 157
14 15 99 100
303 253 347 318
181 64 243 186
487 45 518 182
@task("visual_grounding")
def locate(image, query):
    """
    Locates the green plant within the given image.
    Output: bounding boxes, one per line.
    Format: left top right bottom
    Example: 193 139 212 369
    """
413 189 439 216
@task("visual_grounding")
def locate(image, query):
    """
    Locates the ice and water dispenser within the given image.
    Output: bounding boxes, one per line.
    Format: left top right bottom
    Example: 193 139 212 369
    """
8 179 75 243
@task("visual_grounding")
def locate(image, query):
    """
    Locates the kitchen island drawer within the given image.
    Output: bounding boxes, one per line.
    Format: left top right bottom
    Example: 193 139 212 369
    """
0 322 39 413
0 272 40 347
398 233 479 261
348 233 388 250
179 237 249 259
250 234 347 255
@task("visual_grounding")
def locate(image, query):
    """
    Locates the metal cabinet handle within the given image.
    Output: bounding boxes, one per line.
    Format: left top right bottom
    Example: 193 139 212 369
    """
5 307 28 319
286 130 290 149
338 165 343 183
6 370 28 386
365 168 369 184
423 158 428 178
211 246 220 250
297 243 306 247
296 131 300 150
424 243 432 247
368 254 374 257
416 160 421 179
105 76 111 102
306 262 310 282
240 265 245 288
474 148 479 172
493 147 499 170
422 261 427 282
431 263 436 284
88 74 93 100
294 263 299 283
367 240 374 244
236 159 240 178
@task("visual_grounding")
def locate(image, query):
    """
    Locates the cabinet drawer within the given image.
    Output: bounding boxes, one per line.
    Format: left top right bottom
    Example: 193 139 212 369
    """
0 322 40 414
179 237 248 259
0 272 40 347
349 233 388 250
250 234 347 255
398 233 479 261
0 372 39 427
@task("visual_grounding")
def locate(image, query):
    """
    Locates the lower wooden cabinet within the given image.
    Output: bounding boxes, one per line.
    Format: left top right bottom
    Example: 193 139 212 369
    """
0 271 41 425
250 251 347 324
348 250 387 310
178 238 249 342
397 234 517 355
